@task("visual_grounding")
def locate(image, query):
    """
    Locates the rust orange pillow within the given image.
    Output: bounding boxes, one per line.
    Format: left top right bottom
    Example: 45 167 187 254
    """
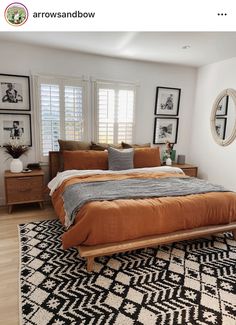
63 150 108 170
134 147 161 168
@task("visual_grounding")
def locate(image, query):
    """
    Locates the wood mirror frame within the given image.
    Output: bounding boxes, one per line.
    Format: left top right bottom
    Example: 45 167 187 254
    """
210 88 236 146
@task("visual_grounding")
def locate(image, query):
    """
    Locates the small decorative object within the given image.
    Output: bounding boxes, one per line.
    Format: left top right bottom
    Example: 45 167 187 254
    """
0 74 31 111
177 154 186 164
215 117 227 140
27 163 41 170
166 157 172 166
0 113 32 146
155 87 181 116
4 139 29 173
22 168 32 173
153 117 179 144
216 96 228 116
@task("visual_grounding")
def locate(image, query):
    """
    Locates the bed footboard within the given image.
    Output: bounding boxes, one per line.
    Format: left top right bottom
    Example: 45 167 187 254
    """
78 222 236 272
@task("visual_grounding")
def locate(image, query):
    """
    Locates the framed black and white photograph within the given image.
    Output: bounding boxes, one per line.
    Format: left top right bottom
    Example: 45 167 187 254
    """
215 117 227 140
153 117 179 144
0 113 32 146
0 74 31 111
216 96 228 116
155 87 181 116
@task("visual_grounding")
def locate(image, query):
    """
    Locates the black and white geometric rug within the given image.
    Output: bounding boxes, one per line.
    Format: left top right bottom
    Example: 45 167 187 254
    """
19 220 236 325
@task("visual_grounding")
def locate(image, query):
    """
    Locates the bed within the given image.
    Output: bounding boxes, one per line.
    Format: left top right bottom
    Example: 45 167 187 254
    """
48 150 236 271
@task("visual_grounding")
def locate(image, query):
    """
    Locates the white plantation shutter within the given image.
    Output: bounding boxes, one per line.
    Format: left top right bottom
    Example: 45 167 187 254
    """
38 76 87 160
117 89 134 143
64 86 84 140
95 81 136 144
40 84 60 155
97 88 115 143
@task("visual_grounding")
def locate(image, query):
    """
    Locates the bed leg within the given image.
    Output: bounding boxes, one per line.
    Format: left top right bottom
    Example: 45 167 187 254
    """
86 257 94 272
232 230 236 240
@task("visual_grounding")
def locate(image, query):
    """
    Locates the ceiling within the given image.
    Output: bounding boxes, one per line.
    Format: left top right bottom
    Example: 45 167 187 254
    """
1 32 236 67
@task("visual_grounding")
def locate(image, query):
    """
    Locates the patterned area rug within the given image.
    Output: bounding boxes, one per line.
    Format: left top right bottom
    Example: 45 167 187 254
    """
19 220 236 325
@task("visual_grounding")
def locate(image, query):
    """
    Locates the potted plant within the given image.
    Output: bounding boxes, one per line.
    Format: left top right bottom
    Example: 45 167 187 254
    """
4 139 29 173
164 141 174 166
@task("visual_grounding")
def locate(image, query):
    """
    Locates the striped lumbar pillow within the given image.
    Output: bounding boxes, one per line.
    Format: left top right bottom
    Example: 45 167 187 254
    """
108 147 134 171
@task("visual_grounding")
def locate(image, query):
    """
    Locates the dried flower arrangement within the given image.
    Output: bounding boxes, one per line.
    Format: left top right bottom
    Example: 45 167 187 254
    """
4 139 29 159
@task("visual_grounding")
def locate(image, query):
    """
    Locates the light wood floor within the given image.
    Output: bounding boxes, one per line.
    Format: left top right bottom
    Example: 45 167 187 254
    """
0 203 56 325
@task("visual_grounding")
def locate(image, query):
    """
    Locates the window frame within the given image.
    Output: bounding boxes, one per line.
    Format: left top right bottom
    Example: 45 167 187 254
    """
93 79 137 145
34 75 88 162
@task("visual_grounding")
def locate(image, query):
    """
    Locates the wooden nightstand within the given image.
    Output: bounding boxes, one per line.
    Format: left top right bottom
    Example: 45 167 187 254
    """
172 163 198 177
4 169 45 213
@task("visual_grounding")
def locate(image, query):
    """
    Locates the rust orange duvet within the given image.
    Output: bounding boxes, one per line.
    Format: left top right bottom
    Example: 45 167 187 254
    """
49 168 236 249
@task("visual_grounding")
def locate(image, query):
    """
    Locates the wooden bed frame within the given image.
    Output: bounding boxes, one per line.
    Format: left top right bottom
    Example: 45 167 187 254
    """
49 151 236 272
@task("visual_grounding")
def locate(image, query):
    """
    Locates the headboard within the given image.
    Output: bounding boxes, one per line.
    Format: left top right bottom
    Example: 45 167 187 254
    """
49 151 63 180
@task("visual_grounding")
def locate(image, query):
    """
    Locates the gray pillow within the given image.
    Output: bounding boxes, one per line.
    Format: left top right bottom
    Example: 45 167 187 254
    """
108 147 134 171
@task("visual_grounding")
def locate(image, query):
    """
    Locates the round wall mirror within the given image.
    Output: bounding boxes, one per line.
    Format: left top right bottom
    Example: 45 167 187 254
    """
210 88 236 146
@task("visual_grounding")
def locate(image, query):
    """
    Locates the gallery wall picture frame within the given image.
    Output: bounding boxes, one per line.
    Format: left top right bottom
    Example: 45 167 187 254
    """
215 117 227 140
216 95 228 116
0 113 32 147
0 73 31 111
153 117 179 144
155 86 181 116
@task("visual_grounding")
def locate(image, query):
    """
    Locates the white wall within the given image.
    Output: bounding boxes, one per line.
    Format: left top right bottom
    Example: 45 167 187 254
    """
0 40 197 205
189 57 236 190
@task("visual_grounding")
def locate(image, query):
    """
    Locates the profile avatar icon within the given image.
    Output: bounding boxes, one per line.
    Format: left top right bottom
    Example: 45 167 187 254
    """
5 2 28 26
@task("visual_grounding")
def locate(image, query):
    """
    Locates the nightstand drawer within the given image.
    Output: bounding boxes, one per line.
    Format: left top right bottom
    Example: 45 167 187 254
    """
6 176 43 203
183 168 197 177
172 163 198 177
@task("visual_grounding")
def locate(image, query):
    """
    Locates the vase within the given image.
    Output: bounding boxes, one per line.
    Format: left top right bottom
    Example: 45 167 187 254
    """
10 158 23 173
166 157 172 166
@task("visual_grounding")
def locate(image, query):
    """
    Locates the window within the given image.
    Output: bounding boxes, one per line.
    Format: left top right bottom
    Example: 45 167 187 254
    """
37 76 87 159
95 81 136 144
40 83 60 155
